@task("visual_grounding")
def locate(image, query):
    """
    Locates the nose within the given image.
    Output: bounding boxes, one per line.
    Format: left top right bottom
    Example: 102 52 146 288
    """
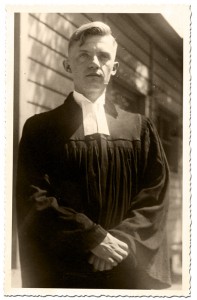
89 55 101 68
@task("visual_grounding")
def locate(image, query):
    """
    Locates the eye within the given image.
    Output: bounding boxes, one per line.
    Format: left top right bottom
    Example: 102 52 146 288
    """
78 53 90 62
98 52 110 61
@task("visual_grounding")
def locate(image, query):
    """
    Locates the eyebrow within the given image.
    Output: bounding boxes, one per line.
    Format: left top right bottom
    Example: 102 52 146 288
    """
79 49 89 52
79 49 111 55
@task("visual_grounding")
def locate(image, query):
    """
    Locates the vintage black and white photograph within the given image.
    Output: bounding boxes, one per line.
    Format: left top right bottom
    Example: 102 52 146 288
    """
4 5 191 297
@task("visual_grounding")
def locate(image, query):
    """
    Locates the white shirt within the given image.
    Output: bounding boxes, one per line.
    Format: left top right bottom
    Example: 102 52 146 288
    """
73 91 110 136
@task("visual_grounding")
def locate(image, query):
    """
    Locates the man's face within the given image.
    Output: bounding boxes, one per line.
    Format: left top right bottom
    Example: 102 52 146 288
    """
67 35 118 100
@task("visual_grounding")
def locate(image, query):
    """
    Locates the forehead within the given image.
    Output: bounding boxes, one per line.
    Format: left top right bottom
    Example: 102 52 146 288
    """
70 35 117 53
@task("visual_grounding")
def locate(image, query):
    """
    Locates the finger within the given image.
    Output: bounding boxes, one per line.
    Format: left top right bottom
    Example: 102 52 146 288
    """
118 240 129 251
103 261 114 271
93 256 100 271
108 257 118 267
88 254 95 265
114 247 129 259
109 234 129 251
97 259 105 272
91 243 128 262
110 250 124 263
34 196 51 210
30 185 47 195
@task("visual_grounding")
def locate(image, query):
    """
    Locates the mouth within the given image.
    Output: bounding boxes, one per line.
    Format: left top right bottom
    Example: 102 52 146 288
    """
86 73 103 78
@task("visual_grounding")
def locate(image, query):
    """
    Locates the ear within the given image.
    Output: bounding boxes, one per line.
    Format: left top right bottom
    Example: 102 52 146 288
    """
63 59 72 73
111 61 119 76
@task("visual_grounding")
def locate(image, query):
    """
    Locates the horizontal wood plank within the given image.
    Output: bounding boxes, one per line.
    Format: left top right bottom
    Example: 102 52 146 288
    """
59 13 92 27
25 79 70 110
108 14 150 55
28 14 70 56
153 73 182 105
29 13 75 42
106 18 150 67
27 37 72 80
154 49 182 82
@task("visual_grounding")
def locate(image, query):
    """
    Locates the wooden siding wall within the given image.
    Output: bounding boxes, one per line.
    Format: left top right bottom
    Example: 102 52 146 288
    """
18 13 182 134
14 13 183 284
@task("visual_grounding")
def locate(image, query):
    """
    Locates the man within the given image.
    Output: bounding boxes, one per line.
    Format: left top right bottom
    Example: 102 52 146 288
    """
16 21 171 289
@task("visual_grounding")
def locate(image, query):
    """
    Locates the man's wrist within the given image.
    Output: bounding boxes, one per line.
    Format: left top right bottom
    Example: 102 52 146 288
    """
80 224 107 251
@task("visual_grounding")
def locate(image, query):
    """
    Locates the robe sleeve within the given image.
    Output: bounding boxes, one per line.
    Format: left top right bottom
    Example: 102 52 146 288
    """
108 116 171 286
16 117 107 256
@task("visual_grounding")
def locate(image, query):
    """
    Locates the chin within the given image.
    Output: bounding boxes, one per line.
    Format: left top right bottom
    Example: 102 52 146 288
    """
83 83 104 91
84 87 104 93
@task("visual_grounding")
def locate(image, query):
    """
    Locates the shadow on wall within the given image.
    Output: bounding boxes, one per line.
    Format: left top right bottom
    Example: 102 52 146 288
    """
25 13 150 117
25 13 76 115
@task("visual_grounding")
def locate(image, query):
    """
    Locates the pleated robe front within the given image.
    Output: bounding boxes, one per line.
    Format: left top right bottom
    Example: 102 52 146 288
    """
16 93 171 289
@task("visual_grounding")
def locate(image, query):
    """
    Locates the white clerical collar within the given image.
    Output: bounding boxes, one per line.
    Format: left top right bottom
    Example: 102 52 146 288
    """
73 90 110 136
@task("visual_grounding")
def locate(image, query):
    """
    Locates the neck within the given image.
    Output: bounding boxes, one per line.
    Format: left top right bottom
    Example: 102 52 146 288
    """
76 88 106 103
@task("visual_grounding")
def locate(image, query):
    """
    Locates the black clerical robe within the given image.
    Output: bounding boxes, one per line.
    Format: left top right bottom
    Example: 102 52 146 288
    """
16 92 171 289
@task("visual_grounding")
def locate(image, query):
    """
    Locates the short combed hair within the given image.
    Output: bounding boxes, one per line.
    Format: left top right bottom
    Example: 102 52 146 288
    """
68 21 117 51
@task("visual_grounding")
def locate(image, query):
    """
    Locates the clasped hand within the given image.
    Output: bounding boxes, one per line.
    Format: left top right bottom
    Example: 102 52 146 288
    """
88 233 129 272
